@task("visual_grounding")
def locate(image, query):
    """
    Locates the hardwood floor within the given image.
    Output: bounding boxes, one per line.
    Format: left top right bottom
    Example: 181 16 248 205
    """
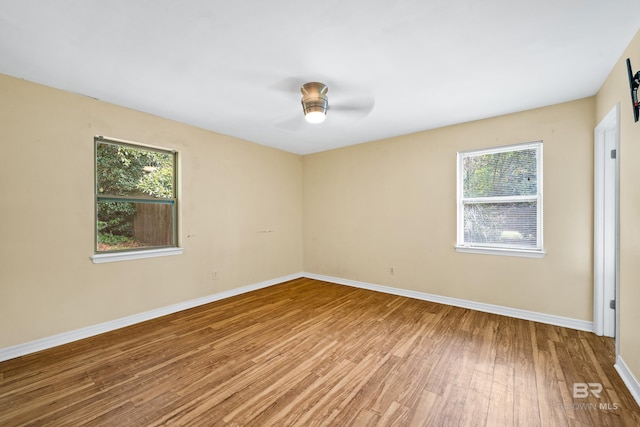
1 277 638 426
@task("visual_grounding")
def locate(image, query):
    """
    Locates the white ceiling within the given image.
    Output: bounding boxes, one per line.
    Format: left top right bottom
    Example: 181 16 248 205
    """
1 1 638 154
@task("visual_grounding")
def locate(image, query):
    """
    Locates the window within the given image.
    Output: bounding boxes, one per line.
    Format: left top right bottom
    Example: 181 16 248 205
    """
92 136 182 263
456 141 543 257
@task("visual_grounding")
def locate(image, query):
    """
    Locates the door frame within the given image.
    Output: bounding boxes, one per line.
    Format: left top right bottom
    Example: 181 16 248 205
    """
593 104 620 345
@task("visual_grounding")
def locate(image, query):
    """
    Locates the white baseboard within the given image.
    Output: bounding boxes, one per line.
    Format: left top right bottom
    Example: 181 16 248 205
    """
0 273 304 363
615 356 640 408
303 272 593 332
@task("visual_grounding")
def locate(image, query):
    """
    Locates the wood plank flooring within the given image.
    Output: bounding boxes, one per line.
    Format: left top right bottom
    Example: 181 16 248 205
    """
1 277 639 426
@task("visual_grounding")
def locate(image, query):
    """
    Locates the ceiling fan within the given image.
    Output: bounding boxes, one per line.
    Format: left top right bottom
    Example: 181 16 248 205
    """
271 78 375 129
299 81 374 124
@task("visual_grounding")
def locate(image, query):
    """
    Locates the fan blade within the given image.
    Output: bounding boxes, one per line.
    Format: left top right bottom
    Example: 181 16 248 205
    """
274 114 305 131
330 97 375 119
269 77 307 94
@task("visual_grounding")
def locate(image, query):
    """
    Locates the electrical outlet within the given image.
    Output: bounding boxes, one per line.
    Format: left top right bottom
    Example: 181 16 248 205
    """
212 271 218 280
390 267 394 275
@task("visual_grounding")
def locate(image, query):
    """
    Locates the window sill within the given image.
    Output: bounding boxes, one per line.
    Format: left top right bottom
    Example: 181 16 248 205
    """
455 245 545 258
91 247 184 264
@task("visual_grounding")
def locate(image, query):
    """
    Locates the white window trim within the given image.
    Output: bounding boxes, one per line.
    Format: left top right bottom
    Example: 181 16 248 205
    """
455 245 545 258
91 247 184 264
456 141 544 258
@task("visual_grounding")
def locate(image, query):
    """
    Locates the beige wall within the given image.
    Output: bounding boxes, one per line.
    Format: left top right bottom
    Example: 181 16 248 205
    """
303 97 595 320
0 74 303 349
596 29 640 382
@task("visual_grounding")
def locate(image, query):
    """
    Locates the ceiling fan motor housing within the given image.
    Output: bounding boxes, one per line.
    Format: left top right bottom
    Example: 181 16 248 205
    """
301 82 328 122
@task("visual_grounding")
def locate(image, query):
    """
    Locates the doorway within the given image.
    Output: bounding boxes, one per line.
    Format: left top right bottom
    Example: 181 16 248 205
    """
594 104 619 341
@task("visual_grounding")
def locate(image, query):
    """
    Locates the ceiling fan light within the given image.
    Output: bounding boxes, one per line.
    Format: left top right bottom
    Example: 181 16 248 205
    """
305 110 326 123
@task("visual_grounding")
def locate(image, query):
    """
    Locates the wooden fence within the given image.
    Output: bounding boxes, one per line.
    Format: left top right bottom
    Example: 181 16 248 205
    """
133 203 172 247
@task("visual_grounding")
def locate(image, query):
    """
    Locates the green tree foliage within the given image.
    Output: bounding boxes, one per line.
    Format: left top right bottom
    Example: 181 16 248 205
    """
96 143 173 198
137 163 174 198
96 142 173 242
463 149 537 198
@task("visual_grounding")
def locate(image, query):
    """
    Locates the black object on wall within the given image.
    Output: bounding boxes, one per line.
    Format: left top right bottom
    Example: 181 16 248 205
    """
627 58 640 122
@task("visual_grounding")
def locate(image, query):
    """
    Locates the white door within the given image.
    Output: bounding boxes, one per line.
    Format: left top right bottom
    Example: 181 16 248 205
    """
594 105 619 338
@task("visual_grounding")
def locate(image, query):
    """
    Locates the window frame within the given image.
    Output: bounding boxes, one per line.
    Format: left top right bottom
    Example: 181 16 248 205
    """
91 136 183 264
455 141 544 258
